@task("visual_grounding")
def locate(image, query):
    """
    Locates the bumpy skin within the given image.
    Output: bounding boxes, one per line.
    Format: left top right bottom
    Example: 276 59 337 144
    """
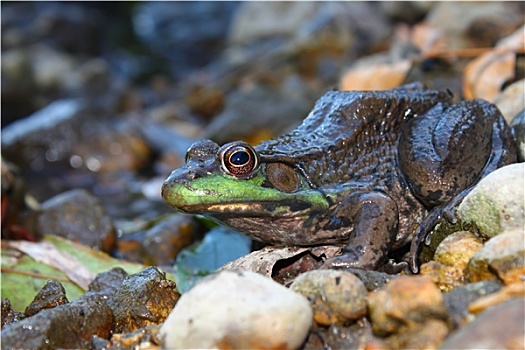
162 87 517 272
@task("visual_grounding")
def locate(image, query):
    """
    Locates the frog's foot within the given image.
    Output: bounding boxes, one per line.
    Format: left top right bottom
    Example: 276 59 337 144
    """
408 191 467 273
321 249 377 270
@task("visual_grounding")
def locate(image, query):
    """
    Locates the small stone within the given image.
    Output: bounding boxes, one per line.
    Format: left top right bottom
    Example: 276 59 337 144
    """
368 276 448 336
434 231 483 270
159 270 312 349
88 267 129 299
443 280 503 328
510 109 525 162
440 298 524 349
388 319 449 350
457 163 524 240
420 261 464 293
466 228 525 284
25 280 69 317
1 298 24 328
36 189 116 252
108 267 179 333
143 214 200 266
290 270 368 325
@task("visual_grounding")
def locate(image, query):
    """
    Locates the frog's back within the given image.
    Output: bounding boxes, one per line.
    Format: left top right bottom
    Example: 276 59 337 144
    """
257 89 451 187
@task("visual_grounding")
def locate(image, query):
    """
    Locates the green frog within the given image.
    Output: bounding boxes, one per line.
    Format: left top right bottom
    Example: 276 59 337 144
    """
161 85 517 273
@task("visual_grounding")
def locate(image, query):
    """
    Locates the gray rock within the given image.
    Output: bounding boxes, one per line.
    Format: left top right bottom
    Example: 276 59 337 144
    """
160 270 312 349
24 280 69 317
510 109 525 162
290 270 368 325
457 163 524 240
36 189 116 252
442 280 503 328
1 293 113 349
440 298 524 349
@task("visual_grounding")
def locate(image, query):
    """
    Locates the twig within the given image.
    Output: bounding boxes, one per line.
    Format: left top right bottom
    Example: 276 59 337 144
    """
1 267 71 282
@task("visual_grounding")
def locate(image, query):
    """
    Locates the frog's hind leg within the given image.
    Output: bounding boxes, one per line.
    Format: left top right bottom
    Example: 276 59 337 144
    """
399 100 517 272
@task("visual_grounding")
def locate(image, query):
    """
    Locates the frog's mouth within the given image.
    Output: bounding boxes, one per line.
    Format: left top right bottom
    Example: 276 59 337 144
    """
161 172 330 218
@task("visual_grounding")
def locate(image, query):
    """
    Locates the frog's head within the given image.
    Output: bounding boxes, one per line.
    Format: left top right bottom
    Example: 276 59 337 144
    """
161 139 330 220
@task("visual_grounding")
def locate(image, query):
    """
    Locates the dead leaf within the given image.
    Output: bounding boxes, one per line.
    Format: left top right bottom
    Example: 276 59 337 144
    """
463 25 524 101
219 245 342 278
411 22 446 55
8 240 96 290
339 59 412 91
463 49 516 101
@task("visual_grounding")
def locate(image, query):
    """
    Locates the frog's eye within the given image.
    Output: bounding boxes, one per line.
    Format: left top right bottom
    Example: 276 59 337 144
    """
219 142 260 179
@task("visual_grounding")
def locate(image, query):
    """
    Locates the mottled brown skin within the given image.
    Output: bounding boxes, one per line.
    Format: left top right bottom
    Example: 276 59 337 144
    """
162 86 517 273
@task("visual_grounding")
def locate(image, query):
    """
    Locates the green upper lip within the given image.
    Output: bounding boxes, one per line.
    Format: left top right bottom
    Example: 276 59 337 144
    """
161 170 331 217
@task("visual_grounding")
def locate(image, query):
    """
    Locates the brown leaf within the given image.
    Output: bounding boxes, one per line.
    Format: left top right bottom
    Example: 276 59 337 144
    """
218 245 342 278
339 59 412 91
463 25 524 101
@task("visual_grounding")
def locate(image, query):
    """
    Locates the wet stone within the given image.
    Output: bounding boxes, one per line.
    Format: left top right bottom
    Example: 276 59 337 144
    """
457 163 525 240
24 280 69 317
88 267 129 299
108 267 179 333
368 276 448 336
143 214 201 266
466 228 525 284
1 298 25 329
388 318 450 350
442 280 503 328
36 189 116 252
420 261 464 293
434 231 483 270
440 298 524 349
303 320 374 350
290 270 368 325
160 270 312 349
0 293 113 349
510 109 525 162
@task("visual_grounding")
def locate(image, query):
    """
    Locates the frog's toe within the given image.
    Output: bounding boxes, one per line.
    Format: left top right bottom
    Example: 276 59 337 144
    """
321 251 381 270
377 259 409 274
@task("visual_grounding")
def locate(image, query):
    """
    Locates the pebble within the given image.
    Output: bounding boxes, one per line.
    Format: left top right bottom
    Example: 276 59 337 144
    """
442 280 503 328
36 189 116 252
420 261 464 292
368 276 448 336
142 214 200 266
290 270 367 325
440 298 524 349
434 231 483 270
159 270 313 349
457 163 524 240
420 231 484 291
510 109 525 162
466 228 525 284
108 267 179 333
494 79 525 124
24 280 69 317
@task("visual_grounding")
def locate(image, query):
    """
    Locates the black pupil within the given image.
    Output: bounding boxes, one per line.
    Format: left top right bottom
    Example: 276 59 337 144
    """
230 150 249 166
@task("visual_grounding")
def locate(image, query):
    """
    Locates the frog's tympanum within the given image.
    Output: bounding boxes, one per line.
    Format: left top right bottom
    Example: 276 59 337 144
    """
162 86 517 273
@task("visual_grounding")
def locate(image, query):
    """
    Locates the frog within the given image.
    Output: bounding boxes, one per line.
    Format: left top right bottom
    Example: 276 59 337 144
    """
161 85 517 273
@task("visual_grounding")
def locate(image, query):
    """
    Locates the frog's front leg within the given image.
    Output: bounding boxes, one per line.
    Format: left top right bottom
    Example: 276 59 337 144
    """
322 191 399 271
